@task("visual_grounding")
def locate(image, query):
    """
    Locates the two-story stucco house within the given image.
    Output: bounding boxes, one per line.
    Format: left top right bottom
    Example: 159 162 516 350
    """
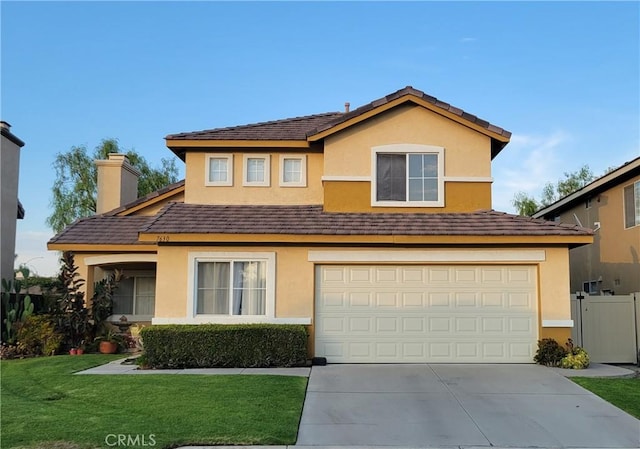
534 157 640 296
48 86 593 363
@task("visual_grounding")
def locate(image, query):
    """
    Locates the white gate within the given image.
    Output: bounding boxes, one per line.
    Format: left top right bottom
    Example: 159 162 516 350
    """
570 292 639 364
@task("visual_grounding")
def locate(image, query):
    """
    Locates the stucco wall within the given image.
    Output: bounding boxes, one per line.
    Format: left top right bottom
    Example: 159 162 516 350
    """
323 181 491 213
557 173 640 294
152 245 573 352
184 151 324 205
323 104 492 179
1 134 21 282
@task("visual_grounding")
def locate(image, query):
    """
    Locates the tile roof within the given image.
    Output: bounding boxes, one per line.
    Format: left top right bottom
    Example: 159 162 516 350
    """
165 112 342 141
534 156 640 218
49 204 591 246
48 216 154 245
141 204 592 237
105 179 185 216
307 86 511 140
165 86 510 143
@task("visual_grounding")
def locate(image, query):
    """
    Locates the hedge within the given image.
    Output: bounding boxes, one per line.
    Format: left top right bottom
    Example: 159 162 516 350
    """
140 324 308 368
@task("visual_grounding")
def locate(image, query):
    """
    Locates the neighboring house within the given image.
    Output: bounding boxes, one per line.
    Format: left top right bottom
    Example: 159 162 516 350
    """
1 121 25 282
534 157 640 296
48 86 593 363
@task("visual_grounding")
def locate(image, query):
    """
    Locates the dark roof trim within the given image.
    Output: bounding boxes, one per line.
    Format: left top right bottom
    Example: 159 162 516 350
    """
533 157 640 218
1 126 25 147
17 200 25 219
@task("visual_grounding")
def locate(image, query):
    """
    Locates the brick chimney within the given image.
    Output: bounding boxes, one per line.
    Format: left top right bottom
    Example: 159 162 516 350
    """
95 154 141 214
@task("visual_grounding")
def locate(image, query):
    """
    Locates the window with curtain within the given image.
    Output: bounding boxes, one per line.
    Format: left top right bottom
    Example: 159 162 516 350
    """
623 181 640 229
197 260 266 315
112 276 156 316
376 152 440 202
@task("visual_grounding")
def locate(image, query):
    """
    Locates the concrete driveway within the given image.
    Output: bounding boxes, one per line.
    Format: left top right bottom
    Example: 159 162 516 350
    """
296 364 639 448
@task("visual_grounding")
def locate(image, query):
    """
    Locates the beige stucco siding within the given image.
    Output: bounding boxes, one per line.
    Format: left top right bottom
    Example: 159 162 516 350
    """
323 104 492 178
152 245 574 351
184 151 324 205
556 173 640 294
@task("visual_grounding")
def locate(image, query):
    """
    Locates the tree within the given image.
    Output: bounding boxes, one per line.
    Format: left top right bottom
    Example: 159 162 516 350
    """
512 165 595 216
47 138 179 234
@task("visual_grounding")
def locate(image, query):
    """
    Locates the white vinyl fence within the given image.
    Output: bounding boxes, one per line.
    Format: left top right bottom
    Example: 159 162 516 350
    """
570 292 640 364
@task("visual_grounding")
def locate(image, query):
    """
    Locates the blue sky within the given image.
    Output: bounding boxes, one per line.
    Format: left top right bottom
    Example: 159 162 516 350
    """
2 1 639 276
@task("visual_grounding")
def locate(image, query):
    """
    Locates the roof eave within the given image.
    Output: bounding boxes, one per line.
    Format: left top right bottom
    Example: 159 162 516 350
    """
533 157 640 218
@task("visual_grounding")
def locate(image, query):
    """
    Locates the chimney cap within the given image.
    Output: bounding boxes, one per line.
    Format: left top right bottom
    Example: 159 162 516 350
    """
0 121 11 130
344 102 350 113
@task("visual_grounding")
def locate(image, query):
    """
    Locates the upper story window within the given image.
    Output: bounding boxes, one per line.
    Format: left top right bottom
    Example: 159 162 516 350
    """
371 144 444 207
279 155 307 187
623 180 640 229
243 155 270 187
205 154 233 186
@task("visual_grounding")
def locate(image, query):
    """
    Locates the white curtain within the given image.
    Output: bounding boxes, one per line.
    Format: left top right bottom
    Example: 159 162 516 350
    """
197 262 230 314
232 261 266 315
133 277 156 316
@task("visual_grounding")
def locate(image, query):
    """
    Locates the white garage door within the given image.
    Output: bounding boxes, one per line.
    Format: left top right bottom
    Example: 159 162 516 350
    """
315 265 538 363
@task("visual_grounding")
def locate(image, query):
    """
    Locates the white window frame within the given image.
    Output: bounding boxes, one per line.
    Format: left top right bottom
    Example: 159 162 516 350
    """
187 252 276 323
108 271 156 322
371 144 445 207
243 154 270 187
205 154 233 186
623 180 640 229
279 154 307 187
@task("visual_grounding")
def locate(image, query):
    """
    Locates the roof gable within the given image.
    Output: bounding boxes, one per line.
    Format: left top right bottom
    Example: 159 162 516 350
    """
165 86 511 159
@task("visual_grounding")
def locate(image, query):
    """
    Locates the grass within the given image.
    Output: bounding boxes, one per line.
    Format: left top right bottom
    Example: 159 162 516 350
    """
1 354 308 449
572 376 640 419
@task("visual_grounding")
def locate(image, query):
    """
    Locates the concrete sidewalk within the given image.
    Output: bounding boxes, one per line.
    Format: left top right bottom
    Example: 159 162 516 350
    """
74 357 310 376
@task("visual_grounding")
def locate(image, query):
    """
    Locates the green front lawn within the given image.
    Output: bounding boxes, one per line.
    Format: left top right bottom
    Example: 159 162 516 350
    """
1 355 307 449
572 376 640 419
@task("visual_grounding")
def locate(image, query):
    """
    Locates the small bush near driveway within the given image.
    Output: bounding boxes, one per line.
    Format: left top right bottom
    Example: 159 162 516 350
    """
141 323 308 368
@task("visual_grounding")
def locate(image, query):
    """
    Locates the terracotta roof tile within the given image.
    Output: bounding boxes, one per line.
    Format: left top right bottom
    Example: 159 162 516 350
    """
165 86 511 145
165 112 341 141
50 205 592 247
141 204 592 237
48 216 153 245
105 179 185 216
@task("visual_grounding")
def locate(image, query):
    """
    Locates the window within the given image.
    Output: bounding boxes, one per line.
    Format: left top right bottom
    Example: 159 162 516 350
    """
585 198 592 209
243 155 270 186
190 252 275 319
371 144 444 207
623 180 640 229
583 280 598 295
112 276 156 318
279 155 307 187
205 154 233 186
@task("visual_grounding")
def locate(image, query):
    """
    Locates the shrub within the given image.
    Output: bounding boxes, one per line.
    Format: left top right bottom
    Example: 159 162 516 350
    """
560 338 590 369
140 324 308 368
16 315 64 356
534 338 567 366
